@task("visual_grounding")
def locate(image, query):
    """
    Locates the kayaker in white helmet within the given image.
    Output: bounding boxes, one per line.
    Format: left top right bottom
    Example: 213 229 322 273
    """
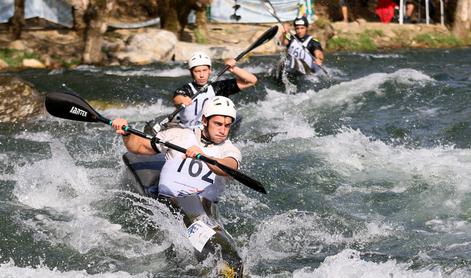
111 96 244 276
173 51 257 129
280 16 324 66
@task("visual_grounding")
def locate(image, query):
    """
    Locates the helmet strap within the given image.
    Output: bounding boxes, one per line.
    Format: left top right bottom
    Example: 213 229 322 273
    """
200 130 215 147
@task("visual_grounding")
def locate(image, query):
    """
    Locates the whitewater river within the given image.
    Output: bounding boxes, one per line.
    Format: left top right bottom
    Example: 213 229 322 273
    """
1 47 471 277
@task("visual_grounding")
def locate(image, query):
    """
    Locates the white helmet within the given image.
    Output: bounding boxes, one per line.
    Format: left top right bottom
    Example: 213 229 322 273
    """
202 96 236 121
188 52 211 69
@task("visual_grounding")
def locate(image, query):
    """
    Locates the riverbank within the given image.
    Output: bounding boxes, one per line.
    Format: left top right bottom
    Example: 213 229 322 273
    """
0 20 468 71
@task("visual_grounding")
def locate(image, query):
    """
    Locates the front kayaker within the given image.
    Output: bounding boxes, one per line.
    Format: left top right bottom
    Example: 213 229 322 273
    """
112 96 244 276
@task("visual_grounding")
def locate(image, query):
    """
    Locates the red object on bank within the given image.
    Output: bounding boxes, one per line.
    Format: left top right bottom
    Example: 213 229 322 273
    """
376 0 397 23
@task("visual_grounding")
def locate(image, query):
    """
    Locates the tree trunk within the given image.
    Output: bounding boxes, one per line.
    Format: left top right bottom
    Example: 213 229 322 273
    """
158 0 209 40
66 0 89 33
452 0 471 42
195 5 209 43
9 0 25 40
82 0 112 64
159 0 181 33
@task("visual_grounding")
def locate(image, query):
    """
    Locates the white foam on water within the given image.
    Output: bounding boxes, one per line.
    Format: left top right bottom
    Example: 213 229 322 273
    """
290 68 434 111
446 241 471 252
425 218 471 234
357 53 404 59
302 65 345 83
73 64 189 78
323 66 348 81
243 64 271 74
13 141 93 210
102 100 173 121
0 259 149 278
416 106 440 117
14 131 54 142
7 122 238 274
244 210 395 272
293 249 471 278
222 184 269 213
306 127 471 236
240 88 316 140
218 183 269 237
11 140 169 258
103 67 188 77
74 65 102 72
48 68 65 75
114 190 202 271
75 63 264 78
315 127 471 196
239 69 433 144
304 72 322 83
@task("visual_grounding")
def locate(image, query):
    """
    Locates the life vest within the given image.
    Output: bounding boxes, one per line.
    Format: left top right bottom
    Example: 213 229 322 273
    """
158 134 227 202
287 36 321 74
178 83 216 129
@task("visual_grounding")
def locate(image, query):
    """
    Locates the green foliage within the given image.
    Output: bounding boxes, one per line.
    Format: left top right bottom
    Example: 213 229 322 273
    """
327 30 378 52
23 51 39 59
314 18 330 29
0 49 81 69
414 33 463 48
0 48 39 68
194 28 208 44
358 33 377 51
326 37 351 51
0 48 14 66
62 59 81 68
414 33 438 47
364 29 384 38
51 54 81 68
327 29 465 52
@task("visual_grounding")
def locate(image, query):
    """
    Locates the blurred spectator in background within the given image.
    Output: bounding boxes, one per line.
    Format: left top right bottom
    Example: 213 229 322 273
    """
404 0 416 22
339 0 349 22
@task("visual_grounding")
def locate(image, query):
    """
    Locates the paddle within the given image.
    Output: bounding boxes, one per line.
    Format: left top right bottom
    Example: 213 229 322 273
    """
154 24 279 132
261 0 329 76
45 92 267 194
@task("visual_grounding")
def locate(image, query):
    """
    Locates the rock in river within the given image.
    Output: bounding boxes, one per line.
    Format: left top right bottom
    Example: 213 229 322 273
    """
0 76 44 123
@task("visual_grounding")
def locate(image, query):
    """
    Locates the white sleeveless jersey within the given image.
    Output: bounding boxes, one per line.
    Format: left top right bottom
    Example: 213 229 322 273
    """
178 83 216 129
287 36 316 74
155 127 241 202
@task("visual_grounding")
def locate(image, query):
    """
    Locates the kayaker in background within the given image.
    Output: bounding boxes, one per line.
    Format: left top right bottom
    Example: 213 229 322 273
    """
172 51 257 130
112 96 244 276
279 16 324 75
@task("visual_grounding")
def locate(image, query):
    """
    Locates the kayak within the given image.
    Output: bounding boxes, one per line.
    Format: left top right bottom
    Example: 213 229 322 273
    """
122 151 244 277
273 56 312 85
122 152 164 197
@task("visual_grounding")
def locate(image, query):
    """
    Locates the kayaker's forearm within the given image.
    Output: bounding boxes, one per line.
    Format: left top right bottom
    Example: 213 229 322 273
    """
123 135 155 155
231 67 257 89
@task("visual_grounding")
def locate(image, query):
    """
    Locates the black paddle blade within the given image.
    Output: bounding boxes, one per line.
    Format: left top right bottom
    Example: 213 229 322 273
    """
235 25 278 60
45 92 103 123
216 162 267 194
